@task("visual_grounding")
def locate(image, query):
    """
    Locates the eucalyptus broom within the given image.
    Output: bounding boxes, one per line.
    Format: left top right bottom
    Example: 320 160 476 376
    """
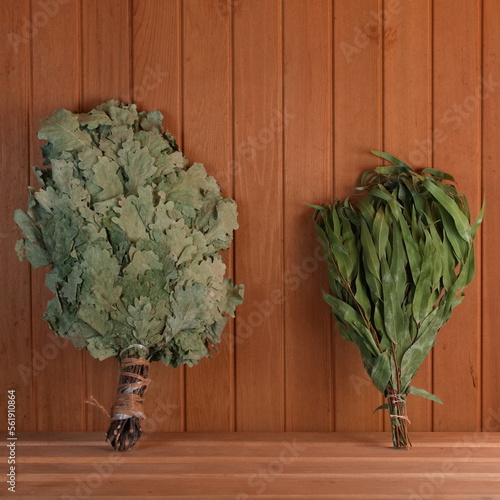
311 151 484 449
14 100 244 450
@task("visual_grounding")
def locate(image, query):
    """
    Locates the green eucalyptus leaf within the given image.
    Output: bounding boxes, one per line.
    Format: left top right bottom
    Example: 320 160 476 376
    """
360 219 380 280
408 385 443 404
471 198 486 239
371 350 391 393
389 223 406 303
439 205 467 262
373 403 390 413
422 168 455 182
381 258 406 346
424 177 471 243
400 308 444 390
370 150 411 169
357 197 376 227
323 292 379 355
312 150 483 432
372 207 389 259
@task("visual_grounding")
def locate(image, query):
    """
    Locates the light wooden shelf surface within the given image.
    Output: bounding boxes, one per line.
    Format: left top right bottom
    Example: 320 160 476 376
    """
3 432 500 499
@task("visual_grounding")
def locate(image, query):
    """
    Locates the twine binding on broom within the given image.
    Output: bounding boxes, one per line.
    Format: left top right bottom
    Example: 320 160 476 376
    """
111 357 151 421
106 344 151 451
85 395 110 418
386 390 412 449
387 392 411 424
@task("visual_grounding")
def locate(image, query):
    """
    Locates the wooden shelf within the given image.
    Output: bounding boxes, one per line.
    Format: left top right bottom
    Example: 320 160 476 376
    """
5 432 500 498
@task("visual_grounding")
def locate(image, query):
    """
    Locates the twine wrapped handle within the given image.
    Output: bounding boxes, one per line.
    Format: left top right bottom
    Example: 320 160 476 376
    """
106 345 151 451
386 389 412 449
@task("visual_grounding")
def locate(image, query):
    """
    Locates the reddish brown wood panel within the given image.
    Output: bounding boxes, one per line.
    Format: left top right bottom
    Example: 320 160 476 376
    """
482 0 500 433
0 0 33 431
283 0 333 431
233 0 285 431
182 0 234 431
0 0 497 435
333 0 384 431
432 0 482 432
132 0 185 433
30 0 84 432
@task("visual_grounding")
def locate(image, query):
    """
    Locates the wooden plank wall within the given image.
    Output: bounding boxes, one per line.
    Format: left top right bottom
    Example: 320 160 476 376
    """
0 0 498 434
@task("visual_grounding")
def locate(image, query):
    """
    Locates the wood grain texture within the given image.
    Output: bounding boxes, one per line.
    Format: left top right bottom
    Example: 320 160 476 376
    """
81 0 131 432
6 432 500 498
81 0 131 108
481 0 500 433
233 0 285 431
333 0 384 432
382 0 433 432
432 0 482 432
131 0 184 433
283 0 333 431
29 0 84 432
182 0 234 432
0 0 33 431
0 0 497 435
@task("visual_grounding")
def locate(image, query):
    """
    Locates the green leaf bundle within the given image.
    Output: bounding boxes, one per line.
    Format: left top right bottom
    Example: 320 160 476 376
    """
312 151 484 449
14 100 244 450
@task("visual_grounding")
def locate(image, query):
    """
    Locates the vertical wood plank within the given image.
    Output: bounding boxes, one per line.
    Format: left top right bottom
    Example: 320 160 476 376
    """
481 0 500 433
333 0 383 431
2 0 498 435
432 0 482 431
182 0 234 431
383 0 433 432
132 0 184 433
233 0 284 431
81 0 131 109
0 0 33 431
30 0 84 432
283 0 333 431
81 0 131 431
